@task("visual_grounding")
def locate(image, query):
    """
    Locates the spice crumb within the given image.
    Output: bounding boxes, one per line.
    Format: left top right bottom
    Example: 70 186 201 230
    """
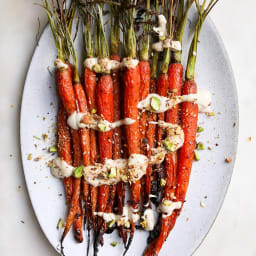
200 201 206 208
225 157 232 163
20 220 25 224
248 136 252 142
28 154 33 160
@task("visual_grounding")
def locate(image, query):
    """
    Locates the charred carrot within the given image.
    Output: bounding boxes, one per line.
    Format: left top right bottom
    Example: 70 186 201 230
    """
93 5 114 254
57 104 73 203
144 2 218 255
121 2 141 253
110 1 128 244
82 7 99 242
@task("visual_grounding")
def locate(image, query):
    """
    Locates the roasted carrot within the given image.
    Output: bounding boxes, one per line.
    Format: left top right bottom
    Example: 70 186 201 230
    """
144 2 218 255
96 73 114 213
57 104 73 203
73 81 91 242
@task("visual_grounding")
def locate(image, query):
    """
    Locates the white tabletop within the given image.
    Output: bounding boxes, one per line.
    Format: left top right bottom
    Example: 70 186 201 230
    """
0 0 255 255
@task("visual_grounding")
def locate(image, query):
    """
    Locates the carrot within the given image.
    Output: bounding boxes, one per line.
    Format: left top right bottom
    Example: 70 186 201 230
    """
84 67 98 233
123 64 141 252
73 81 91 242
93 73 114 254
144 1 218 254
144 78 157 206
57 104 73 203
156 73 169 144
96 74 113 214
111 53 128 243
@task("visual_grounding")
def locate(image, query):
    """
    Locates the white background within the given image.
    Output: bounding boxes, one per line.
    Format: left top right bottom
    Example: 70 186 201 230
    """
0 0 255 255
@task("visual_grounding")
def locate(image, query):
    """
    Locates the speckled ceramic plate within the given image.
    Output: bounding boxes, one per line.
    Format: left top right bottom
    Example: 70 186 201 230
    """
20 8 238 256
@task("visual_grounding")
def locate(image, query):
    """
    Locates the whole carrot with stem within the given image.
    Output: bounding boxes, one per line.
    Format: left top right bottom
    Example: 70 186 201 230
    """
121 0 141 254
109 0 128 245
93 4 114 254
79 2 99 251
144 1 219 255
43 0 84 244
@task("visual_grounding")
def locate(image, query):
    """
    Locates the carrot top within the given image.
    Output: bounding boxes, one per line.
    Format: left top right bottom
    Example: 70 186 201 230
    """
121 0 137 58
42 0 76 62
110 0 121 56
186 0 219 81
150 0 159 79
139 0 150 61
173 0 195 63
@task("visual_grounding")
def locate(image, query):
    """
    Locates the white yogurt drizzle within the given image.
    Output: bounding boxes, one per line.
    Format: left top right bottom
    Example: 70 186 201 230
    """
158 200 182 218
138 89 212 113
51 154 149 187
121 58 139 69
141 208 155 231
152 39 181 52
84 57 120 73
94 204 140 226
67 111 135 131
83 57 139 72
51 122 185 184
55 59 69 70
150 121 184 164
153 15 167 38
51 157 74 178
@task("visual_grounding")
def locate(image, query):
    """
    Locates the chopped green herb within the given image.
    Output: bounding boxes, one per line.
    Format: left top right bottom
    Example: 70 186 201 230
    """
57 218 62 230
49 146 58 153
73 166 83 178
98 122 106 132
164 140 174 152
160 178 166 187
33 136 41 140
194 151 200 161
197 126 204 133
110 241 117 247
150 96 161 111
197 142 205 150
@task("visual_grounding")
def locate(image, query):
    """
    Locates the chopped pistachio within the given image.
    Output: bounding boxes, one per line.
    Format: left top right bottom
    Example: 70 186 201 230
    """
93 64 101 73
49 146 58 153
57 218 62 230
163 200 171 206
150 96 161 111
108 167 117 178
98 122 106 132
194 151 200 161
91 108 97 114
124 221 130 228
110 242 117 247
42 134 48 140
197 126 204 133
28 154 33 160
163 140 174 152
197 142 205 150
140 220 147 229
73 166 83 178
160 178 166 187
33 135 41 140
107 220 115 227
